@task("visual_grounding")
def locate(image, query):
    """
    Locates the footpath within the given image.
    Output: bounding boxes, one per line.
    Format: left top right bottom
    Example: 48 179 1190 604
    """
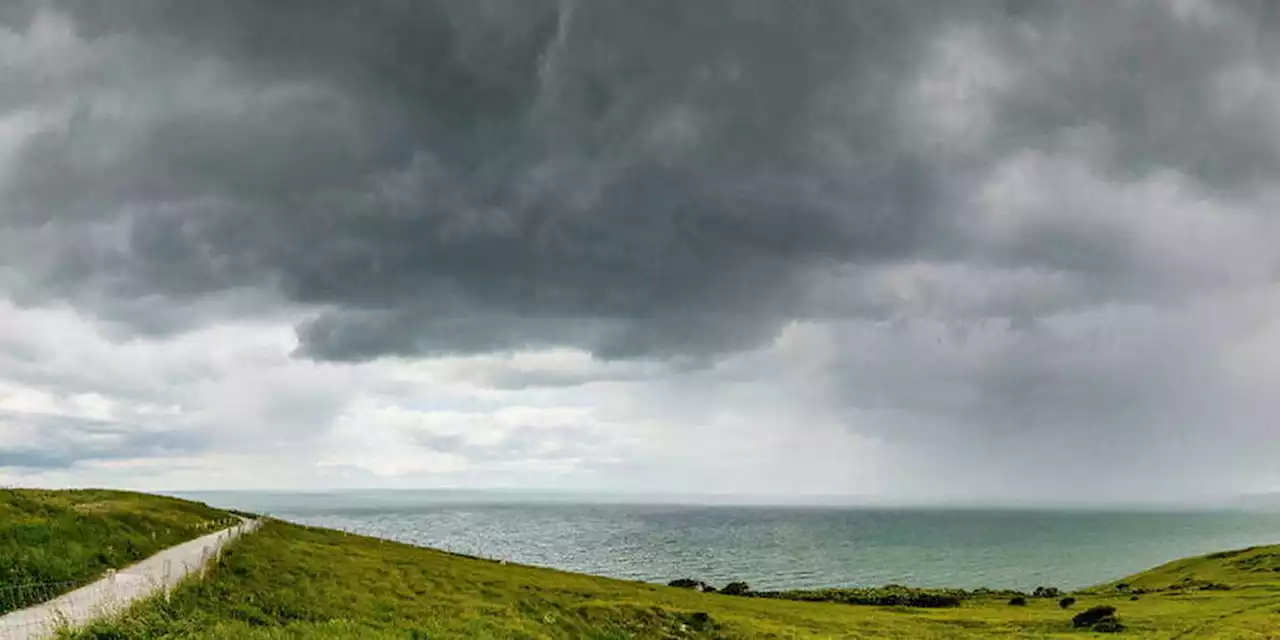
0 518 260 640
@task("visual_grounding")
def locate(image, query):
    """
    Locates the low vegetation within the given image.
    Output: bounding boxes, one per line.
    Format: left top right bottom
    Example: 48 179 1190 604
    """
756 585 967 608
60 515 1280 639
0 489 232 614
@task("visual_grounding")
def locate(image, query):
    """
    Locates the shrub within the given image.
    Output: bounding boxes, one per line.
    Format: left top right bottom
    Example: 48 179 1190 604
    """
683 611 714 631
1008 596 1027 606
1058 597 1076 609
667 578 701 589
1032 586 1061 598
1129 595 1140 601
720 581 751 596
907 593 964 608
1092 615 1125 633
1072 605 1117 628
1114 582 1130 592
754 586 964 608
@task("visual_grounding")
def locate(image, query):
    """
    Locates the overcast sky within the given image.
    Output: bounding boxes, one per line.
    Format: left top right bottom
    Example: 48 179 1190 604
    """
1 0 1278 503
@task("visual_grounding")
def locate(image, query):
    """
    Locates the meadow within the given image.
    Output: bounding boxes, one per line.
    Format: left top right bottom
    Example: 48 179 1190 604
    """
61 515 1280 639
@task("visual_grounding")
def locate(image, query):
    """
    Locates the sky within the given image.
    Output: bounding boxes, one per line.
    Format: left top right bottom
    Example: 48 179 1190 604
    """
1 0 1279 504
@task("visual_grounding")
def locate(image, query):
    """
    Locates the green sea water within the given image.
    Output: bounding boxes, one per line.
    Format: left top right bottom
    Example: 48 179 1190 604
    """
185 490 1280 592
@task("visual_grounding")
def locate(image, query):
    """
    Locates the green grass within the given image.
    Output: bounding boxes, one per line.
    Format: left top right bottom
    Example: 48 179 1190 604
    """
0 488 233 614
62 517 1280 639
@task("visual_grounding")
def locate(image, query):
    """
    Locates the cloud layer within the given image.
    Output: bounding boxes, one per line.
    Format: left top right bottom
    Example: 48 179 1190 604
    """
1 0 1278 500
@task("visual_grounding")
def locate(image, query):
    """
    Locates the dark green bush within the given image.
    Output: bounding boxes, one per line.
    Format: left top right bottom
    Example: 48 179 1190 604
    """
683 611 714 631
756 586 964 608
1158 576 1233 592
720 581 750 596
1092 615 1125 633
1058 596 1076 609
1008 596 1027 606
1073 605 1117 628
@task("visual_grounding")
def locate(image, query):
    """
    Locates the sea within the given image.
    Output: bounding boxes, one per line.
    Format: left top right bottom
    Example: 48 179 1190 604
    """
177 490 1280 592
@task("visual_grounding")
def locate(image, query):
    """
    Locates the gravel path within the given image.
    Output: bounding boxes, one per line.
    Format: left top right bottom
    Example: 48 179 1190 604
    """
0 519 260 640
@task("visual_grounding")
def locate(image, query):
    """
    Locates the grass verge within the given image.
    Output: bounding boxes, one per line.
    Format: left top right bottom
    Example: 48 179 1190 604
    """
0 488 232 614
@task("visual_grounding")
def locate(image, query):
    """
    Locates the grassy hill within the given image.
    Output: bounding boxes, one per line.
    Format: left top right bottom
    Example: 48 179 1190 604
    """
0 488 234 614
63 516 1280 639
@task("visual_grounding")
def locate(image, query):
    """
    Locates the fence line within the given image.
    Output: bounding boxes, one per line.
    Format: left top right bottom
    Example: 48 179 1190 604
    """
0 582 84 622
0 574 147 640
0 582 80 595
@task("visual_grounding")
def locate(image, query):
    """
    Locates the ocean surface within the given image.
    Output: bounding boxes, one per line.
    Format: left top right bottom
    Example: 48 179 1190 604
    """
181 491 1280 592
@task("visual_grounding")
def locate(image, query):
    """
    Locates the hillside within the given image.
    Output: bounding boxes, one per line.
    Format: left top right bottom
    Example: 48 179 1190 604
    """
64 517 1280 639
0 489 234 614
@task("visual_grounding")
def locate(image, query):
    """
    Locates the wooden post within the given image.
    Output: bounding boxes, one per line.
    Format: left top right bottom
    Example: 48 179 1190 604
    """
164 559 173 603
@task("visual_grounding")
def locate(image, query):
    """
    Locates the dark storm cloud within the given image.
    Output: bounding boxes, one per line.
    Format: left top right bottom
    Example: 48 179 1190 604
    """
1 0 1278 365
2 0 959 360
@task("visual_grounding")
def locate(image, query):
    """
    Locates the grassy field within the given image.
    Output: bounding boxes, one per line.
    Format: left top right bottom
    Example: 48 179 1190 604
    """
0 488 233 614
62 517 1280 639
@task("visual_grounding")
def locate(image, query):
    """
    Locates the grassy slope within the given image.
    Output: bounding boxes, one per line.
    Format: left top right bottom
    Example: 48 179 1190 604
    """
68 519 1280 639
0 489 233 614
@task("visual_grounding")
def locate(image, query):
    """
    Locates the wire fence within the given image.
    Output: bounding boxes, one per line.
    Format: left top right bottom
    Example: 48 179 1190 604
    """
0 582 81 619
0 518 258 640
0 516 244 613
0 578 124 640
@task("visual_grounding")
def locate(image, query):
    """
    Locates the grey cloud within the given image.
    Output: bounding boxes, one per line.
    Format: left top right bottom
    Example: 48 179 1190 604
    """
416 426 612 464
466 365 652 392
982 0 1280 189
0 410 204 470
808 300 1275 499
0 2 39 32
827 312 1216 436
